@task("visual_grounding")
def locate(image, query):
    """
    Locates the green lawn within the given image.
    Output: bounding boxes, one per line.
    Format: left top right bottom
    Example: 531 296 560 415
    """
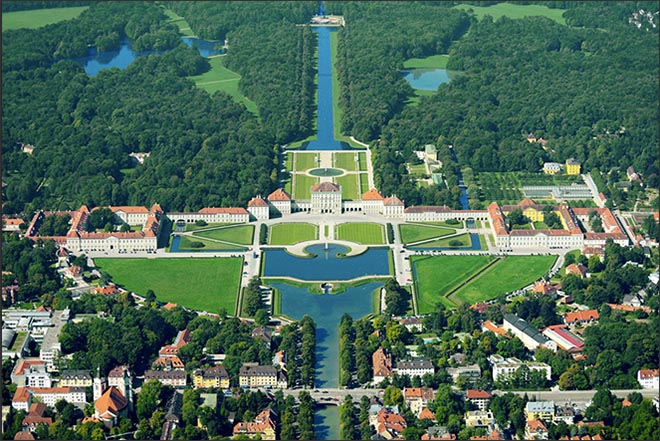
410 233 471 248
2 6 89 31
412 255 555 311
284 153 294 172
335 174 359 200
95 258 242 313
162 7 195 36
359 173 369 193
403 54 449 69
413 255 494 311
399 224 456 244
419 221 464 229
185 222 234 232
452 2 566 25
336 223 385 245
187 57 258 115
269 223 318 245
194 225 254 245
293 174 318 200
408 163 428 176
417 180 430 188
448 255 557 305
533 221 550 230
177 235 246 251
295 152 319 171
334 152 358 171
358 152 367 171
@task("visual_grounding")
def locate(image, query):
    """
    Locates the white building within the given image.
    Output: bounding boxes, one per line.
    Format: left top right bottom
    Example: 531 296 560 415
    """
488 355 551 382
25 364 52 388
361 189 385 215
502 314 556 352
108 206 150 225
310 182 342 214
267 189 292 216
394 360 435 377
168 207 249 224
383 196 405 218
247 196 270 221
637 369 659 389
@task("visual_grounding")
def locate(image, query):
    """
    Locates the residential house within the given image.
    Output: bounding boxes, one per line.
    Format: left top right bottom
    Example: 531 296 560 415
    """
395 360 435 378
525 401 555 423
151 355 185 371
558 435 604 441
399 316 423 333
58 370 93 388
13 430 36 440
251 327 272 348
637 369 659 389
373 348 393 384
193 366 230 389
466 390 492 411
543 162 562 175
422 426 456 440
525 419 549 440
158 329 191 357
403 387 434 414
532 281 558 296
489 355 551 382
446 364 482 383
565 158 581 175
144 370 187 388
238 365 280 389
232 407 277 440
563 310 599 326
375 407 408 439
565 263 588 278
21 403 52 432
554 405 575 425
418 408 435 421
464 410 495 428
470 429 504 440
272 350 286 370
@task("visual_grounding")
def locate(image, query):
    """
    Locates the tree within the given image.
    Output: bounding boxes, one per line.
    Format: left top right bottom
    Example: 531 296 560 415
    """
254 309 270 327
507 209 529 227
383 386 403 406
136 379 163 420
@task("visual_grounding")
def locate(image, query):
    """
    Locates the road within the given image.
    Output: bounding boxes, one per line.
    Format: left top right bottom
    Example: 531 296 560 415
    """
278 387 659 406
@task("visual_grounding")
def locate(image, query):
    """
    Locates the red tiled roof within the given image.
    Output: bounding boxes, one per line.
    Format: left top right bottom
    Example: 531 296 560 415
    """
163 302 178 310
418 408 435 420
106 206 149 214
95 386 127 419
311 182 341 192
14 431 36 440
564 309 599 324
361 188 384 200
13 360 46 377
384 195 404 206
13 387 31 403
466 389 492 399
247 197 269 207
482 320 507 336
267 188 292 201
638 369 659 379
488 202 508 236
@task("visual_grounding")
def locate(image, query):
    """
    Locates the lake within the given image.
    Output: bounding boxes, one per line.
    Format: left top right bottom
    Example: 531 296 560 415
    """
273 281 379 387
72 37 223 76
402 67 451 91
263 243 390 280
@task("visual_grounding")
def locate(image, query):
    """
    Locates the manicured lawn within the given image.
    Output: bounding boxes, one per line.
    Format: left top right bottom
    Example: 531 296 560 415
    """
185 222 234 232
403 54 449 69
293 174 318 200
178 235 245 251
533 221 550 229
187 57 258 115
408 163 428 176
410 233 471 248
359 173 369 193
449 255 557 305
417 180 429 188
336 223 385 245
334 152 358 171
295 152 318 171
95 258 242 313
413 255 493 311
194 225 254 245
335 174 359 200
452 2 566 25
358 152 367 171
269 223 318 245
399 224 455 244
420 221 465 228
162 7 195 36
2 6 89 31
284 153 293 172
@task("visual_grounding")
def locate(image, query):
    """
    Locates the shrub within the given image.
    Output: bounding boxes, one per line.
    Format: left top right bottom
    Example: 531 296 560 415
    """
195 220 208 227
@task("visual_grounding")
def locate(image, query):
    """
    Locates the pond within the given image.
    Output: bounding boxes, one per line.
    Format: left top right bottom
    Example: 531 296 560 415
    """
308 168 344 177
402 68 451 91
72 37 223 76
272 281 379 387
263 243 389 280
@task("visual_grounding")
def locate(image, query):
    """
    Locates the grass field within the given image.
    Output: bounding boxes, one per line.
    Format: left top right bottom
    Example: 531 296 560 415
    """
2 6 89 31
335 175 359 200
334 152 358 171
403 54 450 69
284 153 294 172
358 152 367 171
408 164 428 176
452 2 566 25
399 224 456 244
411 233 472 249
95 258 242 313
162 7 195 36
178 235 245 251
420 221 465 228
187 57 258 115
293 174 318 200
295 152 319 171
412 254 556 311
185 222 233 232
336 223 385 245
269 223 318 245
194 225 254 245
359 173 369 193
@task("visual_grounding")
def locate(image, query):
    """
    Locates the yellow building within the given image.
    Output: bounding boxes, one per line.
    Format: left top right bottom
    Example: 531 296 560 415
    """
565 158 581 175
525 401 555 423
192 367 230 389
